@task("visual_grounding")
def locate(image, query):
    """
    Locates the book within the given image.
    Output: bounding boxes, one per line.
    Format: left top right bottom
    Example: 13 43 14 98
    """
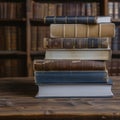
50 23 115 38
34 71 108 84
45 49 111 60
43 38 110 49
43 16 111 24
33 60 106 71
35 79 113 98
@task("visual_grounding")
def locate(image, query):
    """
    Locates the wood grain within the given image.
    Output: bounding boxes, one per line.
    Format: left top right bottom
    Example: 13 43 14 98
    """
0 76 120 120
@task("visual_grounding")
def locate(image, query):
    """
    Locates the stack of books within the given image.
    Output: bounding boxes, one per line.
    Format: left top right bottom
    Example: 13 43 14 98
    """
33 16 115 97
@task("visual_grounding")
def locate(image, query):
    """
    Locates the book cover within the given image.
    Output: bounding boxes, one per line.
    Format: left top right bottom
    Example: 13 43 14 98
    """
43 38 110 49
50 23 115 38
35 71 108 84
45 49 111 60
44 16 111 24
33 59 106 71
35 79 113 98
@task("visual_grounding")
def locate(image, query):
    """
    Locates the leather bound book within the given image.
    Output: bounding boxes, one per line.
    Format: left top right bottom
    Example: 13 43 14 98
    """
43 38 110 49
33 59 106 71
50 23 115 38
44 16 111 24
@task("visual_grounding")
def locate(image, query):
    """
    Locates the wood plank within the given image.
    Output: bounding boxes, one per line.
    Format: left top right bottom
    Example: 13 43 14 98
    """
0 76 120 120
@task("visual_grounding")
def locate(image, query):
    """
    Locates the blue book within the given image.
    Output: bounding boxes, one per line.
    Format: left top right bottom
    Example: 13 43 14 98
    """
34 71 108 84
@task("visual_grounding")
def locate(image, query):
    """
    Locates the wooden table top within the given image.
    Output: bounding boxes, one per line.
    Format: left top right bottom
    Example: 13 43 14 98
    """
0 76 120 120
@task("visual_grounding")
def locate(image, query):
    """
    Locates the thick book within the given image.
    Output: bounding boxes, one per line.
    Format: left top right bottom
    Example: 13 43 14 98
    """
50 23 115 38
45 49 111 60
35 79 113 98
44 16 111 24
43 38 110 49
33 60 106 71
34 71 108 84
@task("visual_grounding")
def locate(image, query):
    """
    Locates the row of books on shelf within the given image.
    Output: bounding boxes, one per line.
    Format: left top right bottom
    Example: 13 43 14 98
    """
0 59 26 77
108 2 120 19
1 1 120 20
0 26 26 51
32 2 100 19
0 2 25 19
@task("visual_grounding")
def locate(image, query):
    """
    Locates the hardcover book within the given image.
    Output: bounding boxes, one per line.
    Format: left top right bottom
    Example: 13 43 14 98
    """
35 79 113 98
45 49 111 60
44 16 111 24
33 59 106 71
34 71 108 84
43 38 110 49
50 23 115 38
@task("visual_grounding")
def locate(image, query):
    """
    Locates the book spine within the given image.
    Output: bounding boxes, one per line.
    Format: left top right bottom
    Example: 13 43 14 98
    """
45 49 111 60
45 16 97 24
33 60 106 71
35 71 108 84
31 26 37 51
113 2 119 19
11 26 17 51
108 2 114 18
44 38 110 49
50 24 115 38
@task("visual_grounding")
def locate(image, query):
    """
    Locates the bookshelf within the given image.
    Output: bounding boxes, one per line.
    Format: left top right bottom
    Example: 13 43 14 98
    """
0 0 120 78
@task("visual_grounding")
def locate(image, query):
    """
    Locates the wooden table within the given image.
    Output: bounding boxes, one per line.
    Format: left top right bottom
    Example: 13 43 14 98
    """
0 76 120 120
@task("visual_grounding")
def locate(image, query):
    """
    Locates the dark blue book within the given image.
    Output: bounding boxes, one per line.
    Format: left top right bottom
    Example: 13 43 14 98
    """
44 16 111 24
35 71 108 84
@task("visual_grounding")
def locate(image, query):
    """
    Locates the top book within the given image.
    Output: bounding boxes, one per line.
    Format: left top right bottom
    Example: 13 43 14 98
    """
43 16 112 24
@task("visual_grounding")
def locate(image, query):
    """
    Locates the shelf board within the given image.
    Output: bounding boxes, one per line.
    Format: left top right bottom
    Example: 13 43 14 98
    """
30 19 49 25
0 19 26 24
112 51 120 55
0 51 27 56
30 51 45 56
0 77 33 81
112 19 120 23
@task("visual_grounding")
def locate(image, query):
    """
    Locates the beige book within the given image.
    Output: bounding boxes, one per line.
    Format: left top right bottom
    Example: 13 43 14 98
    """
50 23 115 38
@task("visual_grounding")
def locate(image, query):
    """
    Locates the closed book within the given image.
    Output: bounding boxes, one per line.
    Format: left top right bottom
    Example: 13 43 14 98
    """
50 23 115 38
35 71 108 84
44 16 111 24
45 49 111 60
33 60 106 71
43 38 110 49
35 79 113 98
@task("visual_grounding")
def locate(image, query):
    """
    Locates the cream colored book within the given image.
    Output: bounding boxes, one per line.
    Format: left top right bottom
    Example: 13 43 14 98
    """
45 49 111 60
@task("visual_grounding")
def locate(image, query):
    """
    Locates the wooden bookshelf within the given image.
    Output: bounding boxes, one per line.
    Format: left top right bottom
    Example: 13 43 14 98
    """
0 0 120 78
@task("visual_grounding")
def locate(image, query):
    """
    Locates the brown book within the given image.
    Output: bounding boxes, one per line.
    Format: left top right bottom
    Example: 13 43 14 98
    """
48 3 56 16
11 26 17 50
56 3 63 16
31 26 37 51
50 23 115 38
5 26 11 51
43 38 110 49
37 26 49 51
33 59 106 71
0 26 5 50
5 59 11 77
